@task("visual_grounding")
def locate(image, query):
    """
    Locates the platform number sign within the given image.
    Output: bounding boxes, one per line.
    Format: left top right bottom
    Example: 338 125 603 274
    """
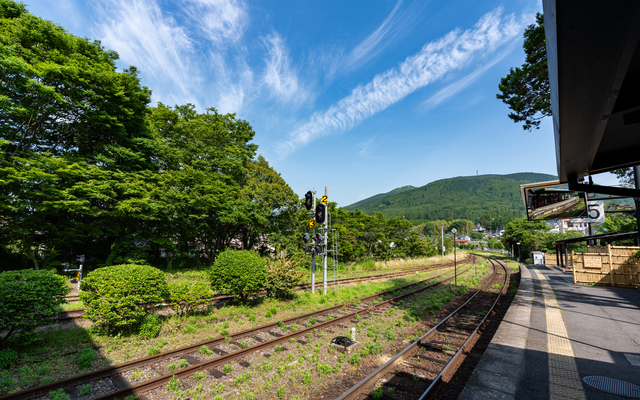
309 219 316 228
321 195 328 203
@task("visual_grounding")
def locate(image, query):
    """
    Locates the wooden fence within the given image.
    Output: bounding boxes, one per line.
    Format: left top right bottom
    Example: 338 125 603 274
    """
572 245 640 287
543 253 571 267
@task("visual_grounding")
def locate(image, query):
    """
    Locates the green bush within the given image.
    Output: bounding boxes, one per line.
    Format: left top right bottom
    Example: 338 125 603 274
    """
0 348 18 369
168 281 214 316
139 314 162 339
80 264 168 332
0 269 69 343
76 348 97 369
264 248 305 299
48 388 70 400
209 250 265 302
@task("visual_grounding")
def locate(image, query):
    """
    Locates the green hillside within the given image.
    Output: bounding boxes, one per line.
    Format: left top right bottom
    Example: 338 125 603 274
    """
344 172 557 223
346 185 416 210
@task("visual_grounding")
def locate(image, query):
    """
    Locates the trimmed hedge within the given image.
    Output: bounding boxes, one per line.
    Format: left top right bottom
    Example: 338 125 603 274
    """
0 269 68 343
80 264 168 332
168 281 214 317
209 250 265 302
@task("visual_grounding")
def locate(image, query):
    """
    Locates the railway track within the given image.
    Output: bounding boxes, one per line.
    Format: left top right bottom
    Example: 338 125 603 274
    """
57 257 473 321
4 262 476 400
335 257 508 400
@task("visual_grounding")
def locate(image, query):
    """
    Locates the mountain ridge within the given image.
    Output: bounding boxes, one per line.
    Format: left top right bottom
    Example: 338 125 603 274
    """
344 172 557 223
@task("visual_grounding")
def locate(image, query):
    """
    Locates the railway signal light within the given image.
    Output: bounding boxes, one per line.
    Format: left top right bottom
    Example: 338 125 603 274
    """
315 203 326 224
315 233 323 243
302 233 310 252
305 191 313 210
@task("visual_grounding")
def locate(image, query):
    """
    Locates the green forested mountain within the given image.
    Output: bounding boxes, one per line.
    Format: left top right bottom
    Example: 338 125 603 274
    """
346 185 416 211
344 173 557 224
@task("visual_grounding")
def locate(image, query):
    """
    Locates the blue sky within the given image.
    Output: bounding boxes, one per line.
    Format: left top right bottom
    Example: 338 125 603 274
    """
25 0 617 206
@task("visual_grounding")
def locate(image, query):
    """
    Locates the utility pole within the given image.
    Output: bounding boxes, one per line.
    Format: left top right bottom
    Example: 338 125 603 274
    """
441 222 444 260
311 187 316 294
323 186 328 295
452 228 457 286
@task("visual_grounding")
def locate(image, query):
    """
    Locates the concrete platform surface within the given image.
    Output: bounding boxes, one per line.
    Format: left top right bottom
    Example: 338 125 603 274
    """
459 264 640 400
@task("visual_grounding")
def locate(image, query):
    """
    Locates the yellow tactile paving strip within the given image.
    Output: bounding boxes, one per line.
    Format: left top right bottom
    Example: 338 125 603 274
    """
533 269 585 400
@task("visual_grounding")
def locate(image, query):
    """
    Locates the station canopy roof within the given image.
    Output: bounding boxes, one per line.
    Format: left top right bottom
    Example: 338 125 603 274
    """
543 0 640 184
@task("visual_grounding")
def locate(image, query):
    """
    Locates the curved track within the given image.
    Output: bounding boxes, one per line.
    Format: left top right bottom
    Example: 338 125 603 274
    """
336 257 509 400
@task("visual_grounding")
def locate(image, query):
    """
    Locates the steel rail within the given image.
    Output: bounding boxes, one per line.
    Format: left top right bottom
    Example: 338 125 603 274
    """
336 257 506 400
1 263 471 400
417 258 509 400
89 266 472 400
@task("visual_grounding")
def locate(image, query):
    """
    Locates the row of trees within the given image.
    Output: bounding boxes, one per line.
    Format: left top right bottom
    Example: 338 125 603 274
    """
0 2 299 270
0 1 433 271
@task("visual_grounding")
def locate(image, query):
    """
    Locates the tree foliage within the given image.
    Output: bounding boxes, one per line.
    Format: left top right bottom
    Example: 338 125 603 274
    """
0 269 68 343
79 264 169 332
497 13 551 131
209 249 265 302
0 2 299 270
264 247 305 299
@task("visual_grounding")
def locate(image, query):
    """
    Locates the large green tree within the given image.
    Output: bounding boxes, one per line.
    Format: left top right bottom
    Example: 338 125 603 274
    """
497 13 550 131
0 1 299 270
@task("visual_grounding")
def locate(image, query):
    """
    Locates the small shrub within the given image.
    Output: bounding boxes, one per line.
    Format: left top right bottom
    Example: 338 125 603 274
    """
193 371 206 381
209 250 265 302
199 345 212 356
76 348 97 369
0 270 68 342
148 346 160 356
167 363 177 372
48 388 70 400
166 375 179 392
139 314 162 339
274 345 284 352
349 353 361 366
301 370 312 385
225 336 232 344
240 341 248 349
80 384 92 396
0 348 18 369
371 388 383 399
183 325 196 334
386 329 396 341
177 359 189 368
277 385 286 398
278 321 286 329
264 247 305 299
168 281 214 317
80 264 168 333
223 364 232 374
318 363 332 375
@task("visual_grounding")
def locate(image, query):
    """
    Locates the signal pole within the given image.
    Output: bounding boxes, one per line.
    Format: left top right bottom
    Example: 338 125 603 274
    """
311 187 316 294
323 186 328 295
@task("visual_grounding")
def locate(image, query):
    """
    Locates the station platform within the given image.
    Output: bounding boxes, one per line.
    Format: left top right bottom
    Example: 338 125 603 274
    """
458 264 640 400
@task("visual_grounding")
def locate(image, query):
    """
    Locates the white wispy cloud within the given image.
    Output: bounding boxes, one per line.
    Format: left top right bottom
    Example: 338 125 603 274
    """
422 41 518 109
93 0 196 104
185 0 248 44
276 7 524 158
261 33 312 106
212 52 254 114
357 137 377 157
344 0 404 70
